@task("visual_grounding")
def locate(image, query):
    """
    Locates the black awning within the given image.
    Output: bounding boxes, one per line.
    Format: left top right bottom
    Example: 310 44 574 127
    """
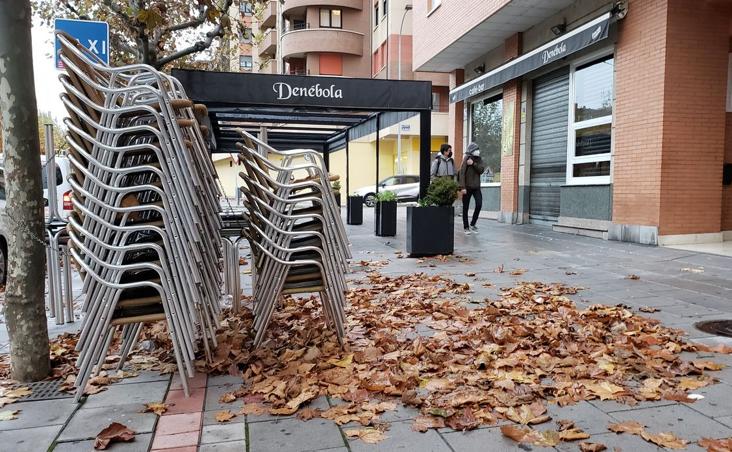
449 12 611 104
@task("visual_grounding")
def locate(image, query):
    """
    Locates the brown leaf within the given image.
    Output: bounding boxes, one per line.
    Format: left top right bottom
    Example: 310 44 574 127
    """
500 424 531 442
693 360 725 371
699 437 732 452
579 442 607 452
625 274 640 280
412 415 445 432
557 419 575 431
639 306 659 313
445 407 480 431
558 428 590 441
219 392 237 404
640 430 687 449
240 403 267 416
93 422 135 450
296 408 321 420
3 387 31 399
142 402 169 416
584 381 625 400
608 421 645 435
344 428 386 444
0 409 19 421
215 410 236 422
510 268 527 276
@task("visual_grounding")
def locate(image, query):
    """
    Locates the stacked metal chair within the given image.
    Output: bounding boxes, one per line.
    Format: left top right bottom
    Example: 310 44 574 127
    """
236 131 350 347
55 32 223 399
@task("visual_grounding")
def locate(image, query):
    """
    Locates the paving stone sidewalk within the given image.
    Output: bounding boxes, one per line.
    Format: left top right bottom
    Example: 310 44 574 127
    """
3 207 732 451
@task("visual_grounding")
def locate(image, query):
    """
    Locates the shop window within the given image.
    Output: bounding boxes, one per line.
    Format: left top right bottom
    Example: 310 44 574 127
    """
568 55 614 184
470 95 502 183
320 8 342 28
239 55 252 71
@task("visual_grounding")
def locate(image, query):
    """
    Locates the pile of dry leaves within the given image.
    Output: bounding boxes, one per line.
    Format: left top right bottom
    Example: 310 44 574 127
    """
193 271 730 448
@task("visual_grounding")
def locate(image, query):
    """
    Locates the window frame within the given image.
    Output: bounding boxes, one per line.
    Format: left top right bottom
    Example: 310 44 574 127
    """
382 0 387 21
566 50 615 186
240 1 253 15
374 3 379 27
467 89 503 186
320 8 342 29
427 0 441 16
239 55 253 70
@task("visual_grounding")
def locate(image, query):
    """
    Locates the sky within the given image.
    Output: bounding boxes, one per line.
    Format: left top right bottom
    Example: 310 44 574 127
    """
31 20 66 122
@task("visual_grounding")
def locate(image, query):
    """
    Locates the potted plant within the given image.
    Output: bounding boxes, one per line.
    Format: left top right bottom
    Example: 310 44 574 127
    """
374 190 397 237
347 194 363 225
331 180 342 206
406 177 458 257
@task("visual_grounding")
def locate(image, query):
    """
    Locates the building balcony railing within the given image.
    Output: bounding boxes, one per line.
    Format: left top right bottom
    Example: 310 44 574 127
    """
281 28 364 59
282 0 362 15
260 0 277 29
258 29 277 57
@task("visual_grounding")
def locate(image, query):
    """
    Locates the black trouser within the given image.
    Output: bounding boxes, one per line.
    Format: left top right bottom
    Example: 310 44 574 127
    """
462 188 482 229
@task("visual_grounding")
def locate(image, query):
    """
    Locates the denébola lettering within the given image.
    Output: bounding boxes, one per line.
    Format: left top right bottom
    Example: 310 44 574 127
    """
541 42 567 64
273 82 343 100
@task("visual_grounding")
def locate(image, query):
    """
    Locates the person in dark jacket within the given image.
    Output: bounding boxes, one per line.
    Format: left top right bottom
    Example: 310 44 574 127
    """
458 142 485 234
430 144 455 179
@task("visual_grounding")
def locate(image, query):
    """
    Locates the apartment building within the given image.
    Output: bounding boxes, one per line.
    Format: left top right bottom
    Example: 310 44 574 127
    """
230 1 255 73
411 0 732 248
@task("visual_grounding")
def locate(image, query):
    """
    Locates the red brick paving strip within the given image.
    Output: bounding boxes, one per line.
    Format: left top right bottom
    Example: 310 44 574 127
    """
151 373 207 451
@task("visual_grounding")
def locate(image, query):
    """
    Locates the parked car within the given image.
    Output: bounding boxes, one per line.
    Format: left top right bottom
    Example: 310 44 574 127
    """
0 155 72 284
353 175 420 207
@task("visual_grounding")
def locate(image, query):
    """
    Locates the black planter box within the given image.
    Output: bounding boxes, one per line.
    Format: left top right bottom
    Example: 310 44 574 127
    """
406 206 454 257
333 192 342 207
375 201 397 237
347 195 363 225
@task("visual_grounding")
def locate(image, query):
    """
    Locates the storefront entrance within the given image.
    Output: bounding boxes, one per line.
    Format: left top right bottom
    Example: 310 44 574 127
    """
529 68 569 223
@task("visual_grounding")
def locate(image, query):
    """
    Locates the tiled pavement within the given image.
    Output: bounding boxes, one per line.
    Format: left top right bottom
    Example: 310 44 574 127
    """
3 207 732 451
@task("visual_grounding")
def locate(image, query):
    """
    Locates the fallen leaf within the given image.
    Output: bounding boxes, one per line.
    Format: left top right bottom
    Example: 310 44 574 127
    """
693 360 725 371
608 421 644 435
557 419 575 431
219 392 237 403
344 428 386 444
412 415 445 432
579 442 607 452
639 306 659 313
500 424 531 442
215 410 236 422
0 410 19 421
329 354 353 368
699 437 732 452
94 422 135 450
559 428 590 441
584 381 625 400
296 408 321 420
240 403 267 416
640 430 687 449
510 268 527 276
3 387 31 399
142 402 168 416
625 274 640 280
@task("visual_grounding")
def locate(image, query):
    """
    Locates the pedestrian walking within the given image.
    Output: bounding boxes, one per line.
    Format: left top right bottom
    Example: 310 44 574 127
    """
430 144 455 179
458 142 485 235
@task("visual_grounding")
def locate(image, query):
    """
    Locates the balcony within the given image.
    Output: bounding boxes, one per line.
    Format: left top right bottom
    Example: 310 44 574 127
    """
259 59 279 74
281 28 364 59
260 0 277 29
283 0 362 14
258 29 277 57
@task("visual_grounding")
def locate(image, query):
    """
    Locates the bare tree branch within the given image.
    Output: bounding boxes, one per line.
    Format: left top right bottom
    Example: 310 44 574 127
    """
154 0 233 68
165 5 208 34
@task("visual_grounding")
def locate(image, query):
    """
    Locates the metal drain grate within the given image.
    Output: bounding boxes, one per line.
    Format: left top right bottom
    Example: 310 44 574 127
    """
695 320 732 338
9 379 73 402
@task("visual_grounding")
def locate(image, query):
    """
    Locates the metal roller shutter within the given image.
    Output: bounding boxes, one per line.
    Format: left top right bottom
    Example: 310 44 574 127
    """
529 67 569 223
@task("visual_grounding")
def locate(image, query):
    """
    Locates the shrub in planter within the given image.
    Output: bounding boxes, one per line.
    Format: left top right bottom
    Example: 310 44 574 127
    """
374 190 397 237
407 178 458 257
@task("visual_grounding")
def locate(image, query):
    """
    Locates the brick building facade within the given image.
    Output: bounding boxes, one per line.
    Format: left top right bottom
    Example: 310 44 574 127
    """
413 0 732 246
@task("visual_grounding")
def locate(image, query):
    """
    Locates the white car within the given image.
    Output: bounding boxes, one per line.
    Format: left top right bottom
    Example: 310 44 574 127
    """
0 155 72 284
353 175 420 207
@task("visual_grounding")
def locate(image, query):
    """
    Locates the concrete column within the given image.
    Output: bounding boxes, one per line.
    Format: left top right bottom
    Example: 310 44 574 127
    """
448 69 465 163
499 33 522 224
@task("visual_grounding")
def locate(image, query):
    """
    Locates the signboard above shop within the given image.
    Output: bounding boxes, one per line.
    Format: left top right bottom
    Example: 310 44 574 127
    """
54 18 110 69
449 12 612 104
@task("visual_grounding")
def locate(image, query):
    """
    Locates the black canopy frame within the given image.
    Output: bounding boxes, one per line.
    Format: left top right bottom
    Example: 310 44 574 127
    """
173 69 433 198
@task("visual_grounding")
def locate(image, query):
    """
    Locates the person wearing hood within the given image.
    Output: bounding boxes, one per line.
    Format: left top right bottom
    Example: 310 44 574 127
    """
458 142 486 234
430 143 455 179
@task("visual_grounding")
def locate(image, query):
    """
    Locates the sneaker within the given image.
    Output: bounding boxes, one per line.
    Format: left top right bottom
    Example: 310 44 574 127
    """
470 225 479 232
464 229 472 235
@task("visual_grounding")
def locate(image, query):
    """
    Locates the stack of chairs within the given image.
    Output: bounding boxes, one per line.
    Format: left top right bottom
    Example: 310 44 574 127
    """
236 131 350 347
55 32 223 398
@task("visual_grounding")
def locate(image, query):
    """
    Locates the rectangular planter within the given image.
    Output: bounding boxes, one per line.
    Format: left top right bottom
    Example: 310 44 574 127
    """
406 205 454 257
347 195 363 225
375 201 397 237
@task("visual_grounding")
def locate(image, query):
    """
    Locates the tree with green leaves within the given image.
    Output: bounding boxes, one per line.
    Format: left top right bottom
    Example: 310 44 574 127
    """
32 0 240 70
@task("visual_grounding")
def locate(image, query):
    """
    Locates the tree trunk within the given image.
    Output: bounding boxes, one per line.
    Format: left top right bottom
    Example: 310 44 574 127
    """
0 0 50 381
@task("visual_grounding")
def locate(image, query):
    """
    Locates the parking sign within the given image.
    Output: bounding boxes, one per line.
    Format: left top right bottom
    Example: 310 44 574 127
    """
54 18 109 69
